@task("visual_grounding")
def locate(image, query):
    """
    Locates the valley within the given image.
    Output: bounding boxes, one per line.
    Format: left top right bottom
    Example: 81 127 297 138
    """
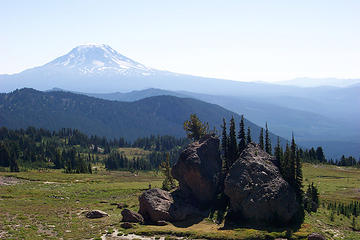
0 164 359 240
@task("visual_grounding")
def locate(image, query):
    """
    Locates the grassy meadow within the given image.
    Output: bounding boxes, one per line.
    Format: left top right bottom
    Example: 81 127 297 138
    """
0 163 359 239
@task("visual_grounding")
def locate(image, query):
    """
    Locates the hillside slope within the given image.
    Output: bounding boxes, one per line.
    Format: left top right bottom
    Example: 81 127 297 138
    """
0 88 284 145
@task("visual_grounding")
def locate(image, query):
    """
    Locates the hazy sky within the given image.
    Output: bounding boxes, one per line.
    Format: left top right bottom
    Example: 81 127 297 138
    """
1 0 359 82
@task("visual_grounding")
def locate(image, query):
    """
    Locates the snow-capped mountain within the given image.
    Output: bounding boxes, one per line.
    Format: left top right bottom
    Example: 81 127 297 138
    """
46 44 153 76
0 44 182 92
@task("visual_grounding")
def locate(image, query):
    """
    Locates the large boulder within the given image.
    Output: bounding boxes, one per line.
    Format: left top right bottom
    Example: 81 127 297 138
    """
121 208 144 223
224 143 299 224
138 188 200 223
171 134 222 204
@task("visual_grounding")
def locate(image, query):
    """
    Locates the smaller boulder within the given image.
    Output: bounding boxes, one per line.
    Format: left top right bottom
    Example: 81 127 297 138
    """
121 209 144 223
308 233 326 240
138 188 200 223
85 210 108 219
120 222 135 229
138 188 173 222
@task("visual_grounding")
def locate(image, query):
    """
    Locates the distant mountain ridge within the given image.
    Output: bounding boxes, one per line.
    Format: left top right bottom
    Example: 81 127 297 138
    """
277 77 360 87
46 87 360 159
0 88 285 146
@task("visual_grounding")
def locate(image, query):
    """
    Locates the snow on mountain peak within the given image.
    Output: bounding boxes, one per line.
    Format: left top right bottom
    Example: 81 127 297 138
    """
47 44 152 75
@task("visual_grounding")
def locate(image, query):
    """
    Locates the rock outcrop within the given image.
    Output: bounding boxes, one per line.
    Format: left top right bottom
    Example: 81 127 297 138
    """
171 134 222 204
138 188 200 223
224 143 299 224
121 209 144 223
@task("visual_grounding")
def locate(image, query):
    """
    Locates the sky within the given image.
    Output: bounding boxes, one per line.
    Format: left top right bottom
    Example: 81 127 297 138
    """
0 0 359 82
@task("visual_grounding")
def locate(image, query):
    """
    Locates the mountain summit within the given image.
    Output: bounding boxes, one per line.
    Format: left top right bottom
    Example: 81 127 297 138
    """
0 44 179 92
46 44 153 75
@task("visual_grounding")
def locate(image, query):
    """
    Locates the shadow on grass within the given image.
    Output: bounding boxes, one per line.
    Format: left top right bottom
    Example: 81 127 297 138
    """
220 216 303 235
171 216 205 228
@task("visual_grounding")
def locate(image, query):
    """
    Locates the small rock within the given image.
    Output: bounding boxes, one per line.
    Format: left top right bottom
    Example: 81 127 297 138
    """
120 222 134 229
121 209 144 223
156 220 168 226
85 210 108 219
308 233 326 240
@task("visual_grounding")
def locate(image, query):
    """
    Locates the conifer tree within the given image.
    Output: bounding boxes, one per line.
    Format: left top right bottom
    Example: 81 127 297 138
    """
161 153 176 191
228 116 238 168
295 149 303 203
0 143 10 167
259 128 264 150
183 114 208 141
283 143 291 183
221 118 228 168
9 153 19 172
289 133 296 186
265 123 272 154
238 115 246 154
316 147 326 163
246 127 252 144
274 137 283 173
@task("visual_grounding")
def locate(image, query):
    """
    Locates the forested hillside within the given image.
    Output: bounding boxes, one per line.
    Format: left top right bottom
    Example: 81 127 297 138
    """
0 88 285 145
0 126 188 172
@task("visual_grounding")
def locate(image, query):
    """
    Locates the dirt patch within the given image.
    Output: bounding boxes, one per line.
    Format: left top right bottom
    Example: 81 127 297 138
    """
100 230 180 240
0 176 22 186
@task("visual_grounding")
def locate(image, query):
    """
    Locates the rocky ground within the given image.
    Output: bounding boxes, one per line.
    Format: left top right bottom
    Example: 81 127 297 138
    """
0 176 22 186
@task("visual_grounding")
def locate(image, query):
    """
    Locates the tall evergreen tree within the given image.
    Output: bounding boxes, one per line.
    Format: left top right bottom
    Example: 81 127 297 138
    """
221 118 228 169
288 134 296 186
295 149 303 204
316 147 326 163
246 127 252 144
265 123 272 155
283 143 291 183
274 137 283 173
259 128 264 150
161 153 176 191
0 143 10 167
228 116 238 168
9 153 19 172
238 115 246 154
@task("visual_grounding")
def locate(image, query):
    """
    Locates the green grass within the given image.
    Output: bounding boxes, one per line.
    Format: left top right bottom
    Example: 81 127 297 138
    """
0 163 359 239
302 163 360 202
0 170 162 239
